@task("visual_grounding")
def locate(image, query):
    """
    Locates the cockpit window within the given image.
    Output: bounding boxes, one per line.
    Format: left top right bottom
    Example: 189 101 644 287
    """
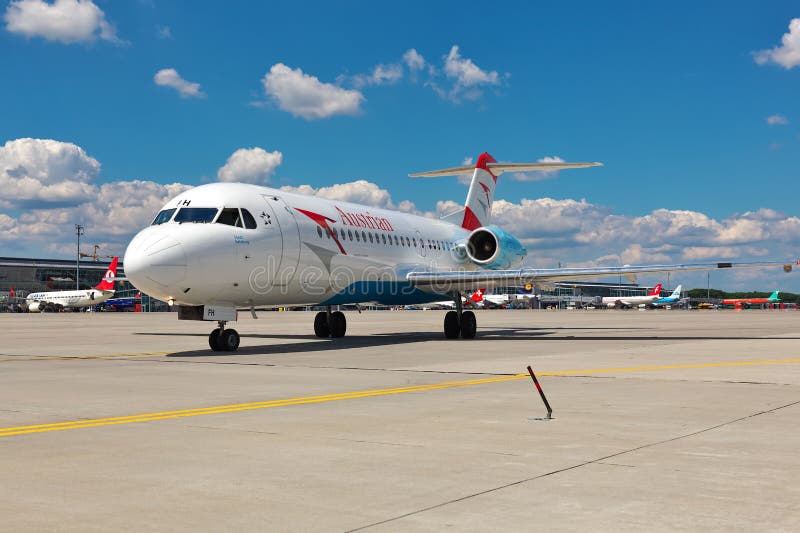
151 208 176 225
174 207 218 223
216 208 243 228
241 209 257 229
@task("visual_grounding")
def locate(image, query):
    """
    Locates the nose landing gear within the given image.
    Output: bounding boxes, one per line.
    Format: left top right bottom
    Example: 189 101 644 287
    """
442 292 477 339
209 321 240 351
314 306 347 338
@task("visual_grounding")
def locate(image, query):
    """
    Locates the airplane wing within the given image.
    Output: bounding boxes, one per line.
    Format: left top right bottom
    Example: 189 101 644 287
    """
407 260 797 292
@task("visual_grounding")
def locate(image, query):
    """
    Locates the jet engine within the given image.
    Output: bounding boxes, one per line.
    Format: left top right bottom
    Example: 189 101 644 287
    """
466 226 527 270
27 301 41 313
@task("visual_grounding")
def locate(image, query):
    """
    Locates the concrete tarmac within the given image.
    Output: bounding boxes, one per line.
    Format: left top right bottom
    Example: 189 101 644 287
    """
1 309 799 532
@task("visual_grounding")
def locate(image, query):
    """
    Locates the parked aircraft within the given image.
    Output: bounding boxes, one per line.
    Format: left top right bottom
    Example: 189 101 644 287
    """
651 285 683 307
722 290 780 308
26 257 118 312
123 152 796 351
100 291 141 311
601 283 663 308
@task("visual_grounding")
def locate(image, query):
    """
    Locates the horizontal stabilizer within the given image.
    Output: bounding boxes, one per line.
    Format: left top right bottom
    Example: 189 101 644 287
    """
410 161 602 178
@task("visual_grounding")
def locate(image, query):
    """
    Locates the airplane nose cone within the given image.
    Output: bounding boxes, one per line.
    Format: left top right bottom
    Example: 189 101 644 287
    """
124 231 187 290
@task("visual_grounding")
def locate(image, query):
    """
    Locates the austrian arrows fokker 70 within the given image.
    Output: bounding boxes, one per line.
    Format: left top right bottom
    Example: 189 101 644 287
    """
123 152 796 351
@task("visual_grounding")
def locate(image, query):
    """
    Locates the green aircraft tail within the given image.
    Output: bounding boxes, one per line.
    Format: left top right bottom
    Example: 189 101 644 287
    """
769 290 780 301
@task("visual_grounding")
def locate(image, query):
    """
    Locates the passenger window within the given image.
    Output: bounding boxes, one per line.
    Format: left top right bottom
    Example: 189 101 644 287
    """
216 208 242 228
242 209 257 229
361 231 367 242
317 227 323 238
348 230 353 240
368 233 374 243
355 231 360 242
381 234 386 244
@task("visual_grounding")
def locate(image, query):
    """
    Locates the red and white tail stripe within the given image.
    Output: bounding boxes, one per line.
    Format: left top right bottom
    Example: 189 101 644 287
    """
461 153 497 230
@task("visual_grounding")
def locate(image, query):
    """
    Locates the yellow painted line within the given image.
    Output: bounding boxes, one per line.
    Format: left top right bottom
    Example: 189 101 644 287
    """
0 351 171 363
2 357 800 438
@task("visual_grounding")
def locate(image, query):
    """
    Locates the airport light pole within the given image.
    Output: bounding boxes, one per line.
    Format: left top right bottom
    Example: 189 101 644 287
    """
75 224 84 290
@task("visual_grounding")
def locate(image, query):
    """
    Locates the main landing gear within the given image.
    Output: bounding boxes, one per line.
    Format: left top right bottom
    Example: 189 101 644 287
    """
443 291 477 340
314 306 347 338
209 321 240 351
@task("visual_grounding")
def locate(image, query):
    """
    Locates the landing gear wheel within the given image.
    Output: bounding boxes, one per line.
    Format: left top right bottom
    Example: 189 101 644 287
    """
314 311 330 338
209 329 221 351
444 310 460 339
329 311 347 338
220 329 240 351
460 310 477 339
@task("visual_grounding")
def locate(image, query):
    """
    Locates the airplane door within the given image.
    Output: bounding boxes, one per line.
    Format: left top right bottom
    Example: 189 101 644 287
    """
415 230 426 258
259 195 300 288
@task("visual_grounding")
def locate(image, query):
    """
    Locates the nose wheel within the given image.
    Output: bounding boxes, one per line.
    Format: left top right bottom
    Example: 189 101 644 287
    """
209 321 240 351
314 307 347 338
443 292 477 339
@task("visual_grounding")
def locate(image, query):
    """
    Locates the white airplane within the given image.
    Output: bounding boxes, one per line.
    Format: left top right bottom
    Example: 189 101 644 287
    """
427 289 487 309
601 283 664 308
651 285 683 307
123 152 796 351
27 257 119 312
471 289 514 308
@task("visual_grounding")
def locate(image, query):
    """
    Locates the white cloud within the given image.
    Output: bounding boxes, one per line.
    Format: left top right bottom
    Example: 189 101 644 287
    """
217 147 283 184
754 18 800 69
0 138 100 206
157 25 172 39
352 63 403 89
403 48 426 71
154 68 205 99
4 0 121 44
440 45 501 101
0 179 192 258
766 114 789 126
262 63 364 120
280 180 417 212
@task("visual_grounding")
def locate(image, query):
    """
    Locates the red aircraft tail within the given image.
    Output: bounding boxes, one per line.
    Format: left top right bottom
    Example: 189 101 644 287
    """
94 257 119 291
648 283 663 296
470 288 485 303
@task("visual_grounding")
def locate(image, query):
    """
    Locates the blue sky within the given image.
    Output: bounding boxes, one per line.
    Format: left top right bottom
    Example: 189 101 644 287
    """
1 0 799 290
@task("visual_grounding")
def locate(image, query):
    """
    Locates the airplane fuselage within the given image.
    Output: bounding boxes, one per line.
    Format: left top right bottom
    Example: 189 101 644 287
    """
27 289 114 311
124 183 508 308
601 294 660 308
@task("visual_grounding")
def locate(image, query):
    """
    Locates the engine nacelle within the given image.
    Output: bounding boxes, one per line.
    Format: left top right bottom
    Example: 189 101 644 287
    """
466 226 527 270
27 301 41 313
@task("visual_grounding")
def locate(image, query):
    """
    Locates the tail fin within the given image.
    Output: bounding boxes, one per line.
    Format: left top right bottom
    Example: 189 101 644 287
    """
671 285 682 298
649 283 662 296
470 288 485 303
408 153 602 231
9 286 14 299
769 290 780 300
461 153 498 230
94 257 119 291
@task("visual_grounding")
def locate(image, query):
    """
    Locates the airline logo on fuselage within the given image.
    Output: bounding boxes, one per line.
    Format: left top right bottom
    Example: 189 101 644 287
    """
334 207 394 232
